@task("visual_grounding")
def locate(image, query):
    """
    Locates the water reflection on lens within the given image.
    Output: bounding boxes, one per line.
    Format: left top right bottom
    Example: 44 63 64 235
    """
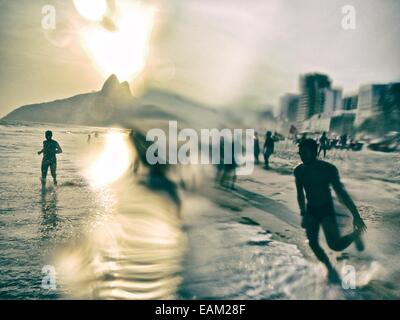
55 131 186 299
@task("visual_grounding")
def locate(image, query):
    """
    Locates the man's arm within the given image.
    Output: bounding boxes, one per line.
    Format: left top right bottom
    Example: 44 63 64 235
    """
56 142 63 154
331 166 367 231
294 169 306 215
38 142 44 155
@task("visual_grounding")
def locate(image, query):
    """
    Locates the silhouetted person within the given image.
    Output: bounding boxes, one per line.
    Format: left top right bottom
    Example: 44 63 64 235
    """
348 138 356 151
129 130 181 211
216 137 238 189
38 130 62 186
340 134 348 150
87 134 91 144
253 132 260 164
318 131 329 158
263 131 274 169
330 136 339 149
294 139 366 282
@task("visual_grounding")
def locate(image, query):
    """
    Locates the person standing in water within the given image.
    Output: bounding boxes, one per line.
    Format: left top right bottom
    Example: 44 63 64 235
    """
318 131 329 158
294 139 366 282
38 130 62 186
263 131 274 169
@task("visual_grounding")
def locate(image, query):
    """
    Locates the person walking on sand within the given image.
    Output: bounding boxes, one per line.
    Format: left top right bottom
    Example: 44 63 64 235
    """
38 130 63 186
254 132 260 164
294 139 366 283
263 131 274 169
318 131 329 158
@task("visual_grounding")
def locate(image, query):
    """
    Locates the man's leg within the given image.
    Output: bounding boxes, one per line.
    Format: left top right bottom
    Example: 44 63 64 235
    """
321 215 356 252
265 151 270 168
305 216 334 268
230 169 237 190
305 215 341 282
50 160 57 185
220 169 228 187
41 160 49 184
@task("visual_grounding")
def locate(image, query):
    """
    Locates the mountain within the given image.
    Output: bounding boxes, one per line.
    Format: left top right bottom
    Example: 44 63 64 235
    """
2 75 220 129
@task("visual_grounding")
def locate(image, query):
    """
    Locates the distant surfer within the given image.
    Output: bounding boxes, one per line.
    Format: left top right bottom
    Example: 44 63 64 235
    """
294 139 366 282
38 130 63 186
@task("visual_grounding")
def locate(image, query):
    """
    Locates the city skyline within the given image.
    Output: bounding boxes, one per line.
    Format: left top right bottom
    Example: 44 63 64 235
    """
278 70 399 136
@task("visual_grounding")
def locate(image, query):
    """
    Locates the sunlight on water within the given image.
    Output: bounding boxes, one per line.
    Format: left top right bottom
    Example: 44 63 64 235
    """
55 176 186 299
86 132 131 187
55 131 186 299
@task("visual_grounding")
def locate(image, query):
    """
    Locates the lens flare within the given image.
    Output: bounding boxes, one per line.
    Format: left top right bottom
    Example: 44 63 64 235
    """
73 0 108 22
80 2 156 81
86 132 131 187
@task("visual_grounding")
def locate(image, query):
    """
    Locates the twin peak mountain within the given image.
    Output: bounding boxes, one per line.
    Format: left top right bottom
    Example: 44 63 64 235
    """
3 74 218 128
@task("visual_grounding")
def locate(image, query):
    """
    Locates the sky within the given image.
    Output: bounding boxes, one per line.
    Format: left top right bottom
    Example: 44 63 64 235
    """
0 0 399 117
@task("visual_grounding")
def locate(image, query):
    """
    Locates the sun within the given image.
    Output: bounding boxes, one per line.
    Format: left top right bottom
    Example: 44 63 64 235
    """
79 1 156 82
73 0 108 22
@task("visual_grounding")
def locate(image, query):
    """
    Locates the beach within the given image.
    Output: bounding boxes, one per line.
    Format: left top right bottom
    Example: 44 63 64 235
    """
1 120 399 299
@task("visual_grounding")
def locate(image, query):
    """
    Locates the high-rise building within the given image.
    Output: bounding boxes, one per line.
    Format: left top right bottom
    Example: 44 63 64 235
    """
322 88 343 115
330 113 356 135
279 94 299 122
355 84 387 126
343 95 358 111
297 73 332 122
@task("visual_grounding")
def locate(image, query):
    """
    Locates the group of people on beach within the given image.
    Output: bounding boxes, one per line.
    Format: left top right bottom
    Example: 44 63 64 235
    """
38 128 366 283
297 132 361 158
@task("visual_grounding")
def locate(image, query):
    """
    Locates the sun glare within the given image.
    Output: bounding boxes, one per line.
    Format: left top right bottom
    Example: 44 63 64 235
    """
80 2 156 81
87 132 131 187
73 0 108 22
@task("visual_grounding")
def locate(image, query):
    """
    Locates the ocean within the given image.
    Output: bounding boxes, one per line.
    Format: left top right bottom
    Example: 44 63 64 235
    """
1 120 399 299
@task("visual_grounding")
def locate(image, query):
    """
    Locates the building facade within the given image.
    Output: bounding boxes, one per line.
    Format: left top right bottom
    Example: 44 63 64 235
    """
297 73 332 122
322 88 343 116
355 84 386 126
343 95 358 111
279 93 299 122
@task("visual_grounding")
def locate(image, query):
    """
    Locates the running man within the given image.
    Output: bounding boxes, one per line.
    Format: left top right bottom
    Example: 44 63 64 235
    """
294 139 366 282
263 131 275 169
38 130 63 185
